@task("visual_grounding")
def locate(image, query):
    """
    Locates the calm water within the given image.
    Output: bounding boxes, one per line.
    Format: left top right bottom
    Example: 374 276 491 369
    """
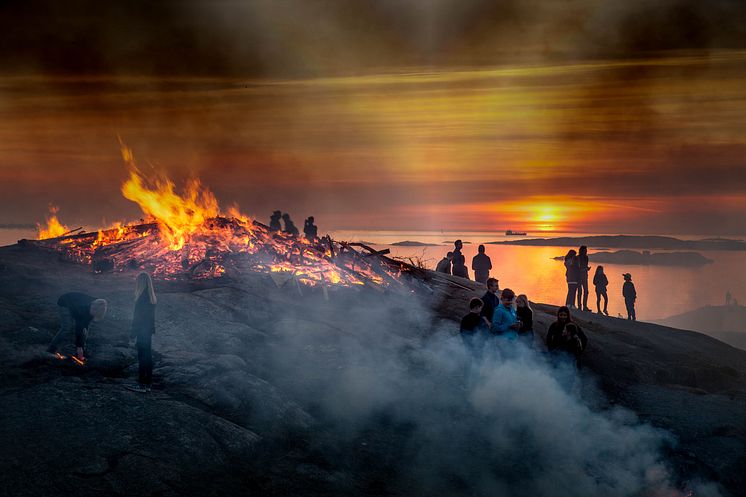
4 227 744 320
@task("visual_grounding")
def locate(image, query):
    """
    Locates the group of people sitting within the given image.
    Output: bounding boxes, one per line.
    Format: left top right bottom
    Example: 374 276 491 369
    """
436 240 493 284
459 278 588 367
268 211 318 241
563 246 638 320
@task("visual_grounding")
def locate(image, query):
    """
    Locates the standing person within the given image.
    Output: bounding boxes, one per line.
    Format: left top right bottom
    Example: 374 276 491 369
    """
593 266 609 315
269 210 282 232
564 250 580 309
471 245 492 284
577 246 591 311
435 252 453 274
622 273 637 321
451 240 469 279
303 216 318 241
126 272 157 393
282 213 299 236
460 298 486 352
47 292 108 362
491 288 520 337
515 294 534 346
545 306 588 368
480 278 500 328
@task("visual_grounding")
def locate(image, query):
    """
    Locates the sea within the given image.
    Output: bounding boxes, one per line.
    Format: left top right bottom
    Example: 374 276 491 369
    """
3 227 744 321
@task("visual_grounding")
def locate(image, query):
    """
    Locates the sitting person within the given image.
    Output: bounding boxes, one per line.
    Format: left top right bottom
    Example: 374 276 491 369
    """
436 252 453 274
546 306 588 367
515 294 534 346
491 287 520 338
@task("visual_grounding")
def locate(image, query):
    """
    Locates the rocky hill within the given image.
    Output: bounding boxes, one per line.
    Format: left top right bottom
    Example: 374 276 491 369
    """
0 244 744 497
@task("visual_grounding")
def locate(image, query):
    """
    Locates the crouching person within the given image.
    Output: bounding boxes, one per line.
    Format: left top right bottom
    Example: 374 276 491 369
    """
546 306 588 368
126 272 157 393
48 292 108 362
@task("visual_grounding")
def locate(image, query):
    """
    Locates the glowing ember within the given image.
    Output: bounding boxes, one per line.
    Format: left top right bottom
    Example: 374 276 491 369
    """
70 355 85 366
25 144 423 290
37 206 69 240
54 352 65 360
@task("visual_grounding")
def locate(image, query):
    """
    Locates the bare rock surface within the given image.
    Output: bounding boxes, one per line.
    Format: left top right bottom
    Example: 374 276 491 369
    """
1 244 745 496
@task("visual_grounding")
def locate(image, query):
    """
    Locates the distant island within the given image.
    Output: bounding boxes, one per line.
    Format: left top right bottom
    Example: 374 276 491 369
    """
653 304 746 351
488 235 746 251
442 240 472 244
391 240 439 246
552 250 713 266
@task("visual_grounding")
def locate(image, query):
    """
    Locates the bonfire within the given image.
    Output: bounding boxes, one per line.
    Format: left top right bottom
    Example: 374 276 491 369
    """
22 144 426 291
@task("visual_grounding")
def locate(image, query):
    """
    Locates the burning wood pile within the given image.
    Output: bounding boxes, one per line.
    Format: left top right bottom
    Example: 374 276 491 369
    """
20 144 428 292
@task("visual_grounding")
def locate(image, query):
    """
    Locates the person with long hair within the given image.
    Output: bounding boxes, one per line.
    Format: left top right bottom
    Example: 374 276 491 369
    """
576 246 591 311
515 294 534 346
593 265 609 315
126 272 157 393
564 250 579 309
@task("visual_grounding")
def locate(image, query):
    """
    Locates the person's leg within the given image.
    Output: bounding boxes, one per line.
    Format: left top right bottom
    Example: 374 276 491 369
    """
581 279 589 310
602 291 608 314
48 307 72 353
595 291 601 313
631 302 636 321
625 300 632 319
566 283 575 306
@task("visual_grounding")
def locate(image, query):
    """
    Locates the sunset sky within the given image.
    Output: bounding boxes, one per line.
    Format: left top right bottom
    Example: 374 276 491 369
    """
1 0 746 235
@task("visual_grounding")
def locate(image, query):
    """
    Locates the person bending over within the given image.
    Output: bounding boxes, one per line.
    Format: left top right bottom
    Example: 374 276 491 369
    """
48 292 108 362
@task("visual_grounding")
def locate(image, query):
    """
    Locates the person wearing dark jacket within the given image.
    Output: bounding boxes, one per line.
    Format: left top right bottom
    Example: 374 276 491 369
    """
564 250 580 309
269 210 282 232
47 292 108 362
436 252 453 274
593 266 609 315
515 294 534 346
471 245 492 284
576 246 591 311
282 213 299 236
451 240 469 279
546 306 588 368
480 278 500 328
622 273 637 321
303 216 318 241
460 298 486 351
126 272 157 393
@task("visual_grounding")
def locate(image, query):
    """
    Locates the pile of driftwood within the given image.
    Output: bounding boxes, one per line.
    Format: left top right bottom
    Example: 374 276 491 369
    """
18 218 433 295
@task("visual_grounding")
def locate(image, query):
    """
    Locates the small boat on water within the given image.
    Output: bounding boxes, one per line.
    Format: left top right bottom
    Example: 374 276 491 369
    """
505 230 527 236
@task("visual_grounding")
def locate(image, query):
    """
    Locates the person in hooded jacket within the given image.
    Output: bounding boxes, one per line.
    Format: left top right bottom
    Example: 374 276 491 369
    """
491 287 520 337
546 306 588 367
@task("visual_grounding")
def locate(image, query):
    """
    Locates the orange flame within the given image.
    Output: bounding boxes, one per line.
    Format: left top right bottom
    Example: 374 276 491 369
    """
119 142 219 250
37 206 70 240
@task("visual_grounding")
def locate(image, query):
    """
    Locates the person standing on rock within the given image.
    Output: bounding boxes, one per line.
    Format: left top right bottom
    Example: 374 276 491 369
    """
47 292 108 362
491 288 520 337
564 250 580 309
576 246 591 311
471 245 492 284
593 266 609 315
451 240 469 279
435 252 453 274
545 306 588 368
515 294 534 346
622 273 637 321
126 272 157 393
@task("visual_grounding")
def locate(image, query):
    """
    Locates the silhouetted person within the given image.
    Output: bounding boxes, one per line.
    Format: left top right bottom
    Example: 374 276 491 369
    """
491 287 519 337
461 298 484 334
282 213 299 236
546 306 588 368
577 246 590 311
436 252 453 274
47 292 108 362
516 294 534 346
480 278 500 328
126 272 156 393
269 211 282 232
726 290 732 306
471 244 492 284
303 216 318 241
622 273 637 321
593 265 609 315
564 250 579 309
451 240 469 279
